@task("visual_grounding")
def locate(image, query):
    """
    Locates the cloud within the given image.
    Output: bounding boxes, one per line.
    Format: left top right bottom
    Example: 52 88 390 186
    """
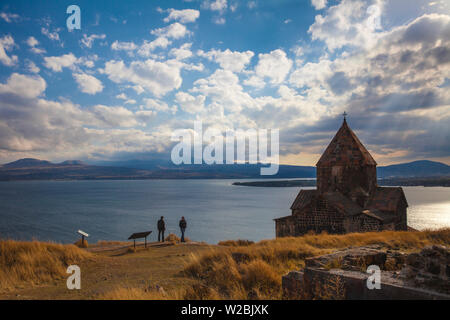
192 69 257 113
0 12 20 23
142 98 176 113
198 48 254 72
311 0 328 10
41 27 60 41
111 40 138 51
26 36 46 54
175 92 205 113
43 53 78 72
163 9 200 23
138 37 171 57
212 16 226 25
73 73 104 95
90 105 139 127
26 60 40 73
102 59 183 97
116 93 137 105
308 0 383 51
202 0 228 12
0 73 46 98
81 34 106 48
0 73 168 159
151 22 190 39
169 43 193 60
254 49 293 84
0 35 18 66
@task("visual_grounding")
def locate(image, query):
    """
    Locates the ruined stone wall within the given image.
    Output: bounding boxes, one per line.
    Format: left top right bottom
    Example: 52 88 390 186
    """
275 216 295 237
396 205 408 230
350 215 382 232
292 199 345 235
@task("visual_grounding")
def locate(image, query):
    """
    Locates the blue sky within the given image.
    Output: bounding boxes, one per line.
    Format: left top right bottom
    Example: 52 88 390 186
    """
0 0 449 165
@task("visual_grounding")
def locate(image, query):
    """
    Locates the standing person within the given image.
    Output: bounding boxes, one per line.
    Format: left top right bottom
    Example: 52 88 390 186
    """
157 216 165 242
179 216 187 243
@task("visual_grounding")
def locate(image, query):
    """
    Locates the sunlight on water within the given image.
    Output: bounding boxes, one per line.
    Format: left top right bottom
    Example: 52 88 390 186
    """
403 187 450 230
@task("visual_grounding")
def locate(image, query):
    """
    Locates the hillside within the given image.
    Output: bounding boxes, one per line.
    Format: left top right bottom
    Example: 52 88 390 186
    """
0 158 449 181
1 229 449 300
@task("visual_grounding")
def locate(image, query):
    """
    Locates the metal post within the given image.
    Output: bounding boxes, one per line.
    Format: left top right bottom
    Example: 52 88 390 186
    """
134 239 136 249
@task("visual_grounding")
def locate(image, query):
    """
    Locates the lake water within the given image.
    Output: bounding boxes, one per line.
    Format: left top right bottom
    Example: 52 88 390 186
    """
0 180 449 244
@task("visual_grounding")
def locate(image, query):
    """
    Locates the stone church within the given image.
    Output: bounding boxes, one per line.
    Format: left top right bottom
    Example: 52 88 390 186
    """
275 117 408 237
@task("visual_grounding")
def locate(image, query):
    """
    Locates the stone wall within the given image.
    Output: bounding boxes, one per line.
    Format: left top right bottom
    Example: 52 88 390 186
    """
282 246 450 300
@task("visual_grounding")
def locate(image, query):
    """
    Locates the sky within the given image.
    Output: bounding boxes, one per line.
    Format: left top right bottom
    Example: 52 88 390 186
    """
0 0 449 166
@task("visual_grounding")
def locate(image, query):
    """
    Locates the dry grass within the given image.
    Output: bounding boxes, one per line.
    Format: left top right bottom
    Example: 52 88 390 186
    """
99 286 185 300
74 239 88 248
0 240 92 291
182 229 450 300
218 239 255 246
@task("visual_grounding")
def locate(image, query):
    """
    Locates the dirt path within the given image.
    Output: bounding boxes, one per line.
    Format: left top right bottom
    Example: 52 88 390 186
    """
0 242 213 300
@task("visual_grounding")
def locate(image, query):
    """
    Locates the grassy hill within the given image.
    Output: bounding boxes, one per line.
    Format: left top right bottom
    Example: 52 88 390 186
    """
1 229 449 300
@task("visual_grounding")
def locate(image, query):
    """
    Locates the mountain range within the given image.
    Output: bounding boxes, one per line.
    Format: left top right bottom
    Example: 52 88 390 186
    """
0 158 449 181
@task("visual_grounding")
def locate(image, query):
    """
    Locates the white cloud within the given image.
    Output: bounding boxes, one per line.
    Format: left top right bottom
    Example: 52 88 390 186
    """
311 0 328 10
169 43 193 60
151 22 190 39
212 16 226 25
192 69 257 112
0 12 20 23
44 53 78 72
81 34 106 48
0 35 18 66
164 9 200 23
41 27 60 41
0 73 46 98
111 40 138 51
175 92 205 113
138 37 171 57
142 98 176 113
26 60 40 73
26 36 46 54
243 75 266 89
91 105 139 127
102 59 183 97
26 37 39 47
73 73 104 95
0 73 173 159
308 0 384 51
198 48 254 72
254 49 293 84
248 1 257 9
116 93 136 105
202 0 228 12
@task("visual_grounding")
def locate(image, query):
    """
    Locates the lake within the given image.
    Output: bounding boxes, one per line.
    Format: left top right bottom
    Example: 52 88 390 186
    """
0 180 449 244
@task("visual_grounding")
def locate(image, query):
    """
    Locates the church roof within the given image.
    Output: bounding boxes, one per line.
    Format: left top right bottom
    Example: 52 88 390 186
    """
366 187 408 212
290 189 362 216
290 187 406 220
316 119 377 167
290 189 317 210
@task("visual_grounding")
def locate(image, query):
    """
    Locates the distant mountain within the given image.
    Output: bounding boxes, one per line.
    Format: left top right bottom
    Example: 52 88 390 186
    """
91 159 450 179
3 158 54 168
0 158 153 181
377 160 450 178
0 158 448 181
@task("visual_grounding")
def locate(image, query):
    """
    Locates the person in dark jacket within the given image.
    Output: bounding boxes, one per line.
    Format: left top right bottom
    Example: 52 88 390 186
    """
157 216 165 242
179 217 187 242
